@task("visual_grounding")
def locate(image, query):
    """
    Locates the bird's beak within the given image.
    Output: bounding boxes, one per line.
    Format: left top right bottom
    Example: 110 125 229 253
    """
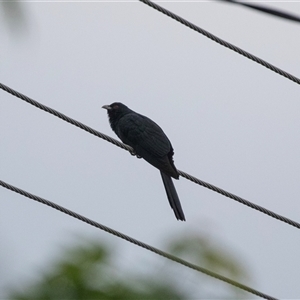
102 105 111 110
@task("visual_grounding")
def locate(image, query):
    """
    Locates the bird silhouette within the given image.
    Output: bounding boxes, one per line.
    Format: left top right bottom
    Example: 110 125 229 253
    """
102 102 185 221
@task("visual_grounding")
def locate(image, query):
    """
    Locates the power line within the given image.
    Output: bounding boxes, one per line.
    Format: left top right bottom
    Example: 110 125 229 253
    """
138 0 300 86
0 83 135 155
178 170 300 230
218 0 300 23
0 179 278 300
1 82 300 231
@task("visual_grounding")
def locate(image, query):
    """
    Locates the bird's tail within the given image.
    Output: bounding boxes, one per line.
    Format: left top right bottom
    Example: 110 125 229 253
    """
160 171 185 221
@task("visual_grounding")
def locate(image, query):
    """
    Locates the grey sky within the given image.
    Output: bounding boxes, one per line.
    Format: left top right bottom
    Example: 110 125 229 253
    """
1 1 300 298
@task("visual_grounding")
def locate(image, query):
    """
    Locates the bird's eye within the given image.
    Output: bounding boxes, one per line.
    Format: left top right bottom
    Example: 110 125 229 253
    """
113 104 119 110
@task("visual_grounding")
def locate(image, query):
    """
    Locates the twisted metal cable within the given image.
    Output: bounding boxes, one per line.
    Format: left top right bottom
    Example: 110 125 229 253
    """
0 179 278 300
178 170 300 229
218 0 300 23
0 83 135 156
138 0 300 86
2 81 300 231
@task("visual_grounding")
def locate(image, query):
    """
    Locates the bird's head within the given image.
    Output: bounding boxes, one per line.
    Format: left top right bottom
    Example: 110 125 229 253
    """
102 102 131 120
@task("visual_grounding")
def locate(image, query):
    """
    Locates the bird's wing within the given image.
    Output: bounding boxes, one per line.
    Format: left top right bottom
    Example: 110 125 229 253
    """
117 113 171 157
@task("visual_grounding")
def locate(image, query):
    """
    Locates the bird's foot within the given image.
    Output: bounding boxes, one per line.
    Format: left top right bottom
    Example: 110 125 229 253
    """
129 150 142 159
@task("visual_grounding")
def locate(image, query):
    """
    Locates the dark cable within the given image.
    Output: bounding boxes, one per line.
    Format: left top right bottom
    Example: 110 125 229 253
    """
178 170 300 230
0 179 278 300
0 83 135 156
219 0 300 23
138 0 300 86
1 82 300 231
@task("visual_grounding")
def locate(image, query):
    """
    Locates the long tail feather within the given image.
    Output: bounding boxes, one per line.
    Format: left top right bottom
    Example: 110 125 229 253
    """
160 171 185 221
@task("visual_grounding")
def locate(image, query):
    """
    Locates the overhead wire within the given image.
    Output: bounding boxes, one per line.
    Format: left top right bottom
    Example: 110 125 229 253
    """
138 0 300 86
218 0 300 23
0 179 278 300
1 82 300 231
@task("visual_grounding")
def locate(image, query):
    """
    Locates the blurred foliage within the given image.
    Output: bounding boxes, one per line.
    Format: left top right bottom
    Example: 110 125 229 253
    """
1 2 28 35
7 241 183 300
169 232 248 279
168 232 250 297
7 232 250 299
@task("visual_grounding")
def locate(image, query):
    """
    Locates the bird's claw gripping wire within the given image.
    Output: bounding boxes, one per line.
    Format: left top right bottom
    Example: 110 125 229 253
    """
130 149 142 159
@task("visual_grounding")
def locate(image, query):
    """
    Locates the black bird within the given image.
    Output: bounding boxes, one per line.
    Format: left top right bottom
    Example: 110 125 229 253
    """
102 102 185 221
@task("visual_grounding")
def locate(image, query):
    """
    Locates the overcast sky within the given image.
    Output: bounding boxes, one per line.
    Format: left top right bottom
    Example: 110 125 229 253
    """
1 1 300 299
